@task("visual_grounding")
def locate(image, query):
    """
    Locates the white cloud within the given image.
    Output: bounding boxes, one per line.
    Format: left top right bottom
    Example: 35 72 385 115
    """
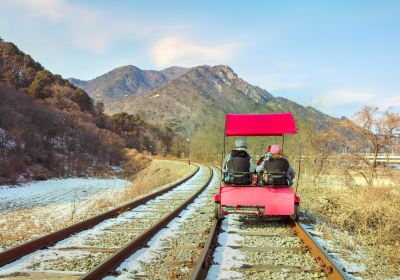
314 90 400 117
317 89 375 109
21 0 66 21
376 95 400 109
151 36 241 67
13 0 97 22
7 0 167 53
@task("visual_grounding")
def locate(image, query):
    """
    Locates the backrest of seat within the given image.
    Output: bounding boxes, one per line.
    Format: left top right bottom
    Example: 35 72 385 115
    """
226 153 251 185
264 171 289 186
263 158 290 186
264 158 289 173
227 156 250 172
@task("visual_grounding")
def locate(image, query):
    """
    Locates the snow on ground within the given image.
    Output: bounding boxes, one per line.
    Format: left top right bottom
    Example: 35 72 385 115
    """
109 167 214 278
0 248 91 276
302 223 367 280
0 160 197 254
0 177 131 212
0 177 132 253
207 215 246 280
0 166 208 276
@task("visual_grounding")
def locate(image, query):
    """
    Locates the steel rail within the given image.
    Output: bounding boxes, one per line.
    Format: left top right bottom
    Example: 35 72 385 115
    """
191 220 347 280
191 219 220 280
0 165 200 267
79 166 214 279
292 221 348 280
196 164 347 279
190 163 222 279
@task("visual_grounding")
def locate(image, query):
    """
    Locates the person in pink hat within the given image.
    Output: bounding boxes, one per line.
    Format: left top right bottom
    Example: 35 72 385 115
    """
256 144 295 186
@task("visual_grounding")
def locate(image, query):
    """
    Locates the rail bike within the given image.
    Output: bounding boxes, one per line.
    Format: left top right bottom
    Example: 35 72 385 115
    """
214 112 300 220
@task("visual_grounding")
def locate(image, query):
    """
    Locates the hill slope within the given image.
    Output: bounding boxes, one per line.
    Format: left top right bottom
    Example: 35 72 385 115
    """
70 65 188 100
0 40 128 184
0 39 182 184
71 64 358 159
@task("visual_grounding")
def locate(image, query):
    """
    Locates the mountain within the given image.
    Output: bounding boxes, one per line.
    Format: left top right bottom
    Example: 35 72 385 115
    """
0 39 181 184
71 65 275 127
70 64 344 131
0 39 128 184
71 64 360 159
69 65 188 100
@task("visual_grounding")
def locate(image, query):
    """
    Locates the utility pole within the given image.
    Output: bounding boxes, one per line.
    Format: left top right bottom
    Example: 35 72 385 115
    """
186 138 190 165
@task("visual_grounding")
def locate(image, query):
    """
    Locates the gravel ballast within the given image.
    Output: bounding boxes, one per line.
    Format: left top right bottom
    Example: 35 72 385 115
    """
0 166 210 277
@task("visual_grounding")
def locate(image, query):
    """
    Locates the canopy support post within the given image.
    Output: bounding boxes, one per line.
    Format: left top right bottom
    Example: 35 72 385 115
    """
295 143 302 195
220 114 227 178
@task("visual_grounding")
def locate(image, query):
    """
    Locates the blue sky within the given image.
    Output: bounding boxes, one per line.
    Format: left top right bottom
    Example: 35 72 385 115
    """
0 0 399 117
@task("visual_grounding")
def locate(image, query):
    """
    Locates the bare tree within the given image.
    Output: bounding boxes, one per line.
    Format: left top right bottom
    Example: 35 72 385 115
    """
352 106 400 184
310 128 343 178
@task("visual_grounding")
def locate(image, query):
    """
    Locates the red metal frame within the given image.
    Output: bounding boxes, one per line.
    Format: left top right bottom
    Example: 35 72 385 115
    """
225 112 297 136
216 112 300 218
216 187 299 215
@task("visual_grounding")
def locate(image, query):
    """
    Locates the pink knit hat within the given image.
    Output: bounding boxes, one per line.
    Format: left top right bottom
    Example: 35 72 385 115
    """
270 144 282 154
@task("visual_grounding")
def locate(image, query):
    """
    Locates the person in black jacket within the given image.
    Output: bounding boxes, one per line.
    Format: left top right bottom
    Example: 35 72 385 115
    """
256 144 295 186
222 139 255 185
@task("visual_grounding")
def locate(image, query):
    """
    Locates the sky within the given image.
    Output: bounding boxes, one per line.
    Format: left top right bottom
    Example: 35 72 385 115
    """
0 0 399 117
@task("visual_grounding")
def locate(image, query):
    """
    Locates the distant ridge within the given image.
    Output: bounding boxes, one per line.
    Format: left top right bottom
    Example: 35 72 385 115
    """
69 65 188 100
70 64 361 157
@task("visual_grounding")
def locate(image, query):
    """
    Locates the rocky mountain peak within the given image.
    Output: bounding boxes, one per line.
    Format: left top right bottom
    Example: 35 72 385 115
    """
212 65 238 82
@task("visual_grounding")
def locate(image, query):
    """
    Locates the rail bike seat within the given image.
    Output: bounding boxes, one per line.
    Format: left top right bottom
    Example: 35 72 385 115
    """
261 171 291 187
223 171 252 185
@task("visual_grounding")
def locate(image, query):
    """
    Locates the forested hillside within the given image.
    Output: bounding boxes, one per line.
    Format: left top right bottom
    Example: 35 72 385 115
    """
0 39 183 184
72 64 361 160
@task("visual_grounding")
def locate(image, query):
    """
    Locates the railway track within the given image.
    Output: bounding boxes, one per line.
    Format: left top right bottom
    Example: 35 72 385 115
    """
193 216 347 280
0 165 212 279
0 163 347 280
100 166 221 279
192 168 346 280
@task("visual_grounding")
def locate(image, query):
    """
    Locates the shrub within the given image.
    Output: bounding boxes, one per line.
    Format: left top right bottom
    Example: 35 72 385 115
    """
27 70 54 98
71 88 93 111
301 181 400 277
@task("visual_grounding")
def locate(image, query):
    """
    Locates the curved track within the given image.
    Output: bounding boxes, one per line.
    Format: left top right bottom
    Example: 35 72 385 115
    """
0 165 212 279
0 164 347 280
100 166 221 279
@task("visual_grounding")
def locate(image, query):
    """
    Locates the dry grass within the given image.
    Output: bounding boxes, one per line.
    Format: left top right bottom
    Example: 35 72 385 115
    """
0 159 195 251
0 207 62 248
122 148 152 176
120 159 195 199
300 173 400 278
83 159 196 214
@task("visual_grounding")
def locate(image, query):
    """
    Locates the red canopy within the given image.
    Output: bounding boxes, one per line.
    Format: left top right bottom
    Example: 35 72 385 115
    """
225 112 297 136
